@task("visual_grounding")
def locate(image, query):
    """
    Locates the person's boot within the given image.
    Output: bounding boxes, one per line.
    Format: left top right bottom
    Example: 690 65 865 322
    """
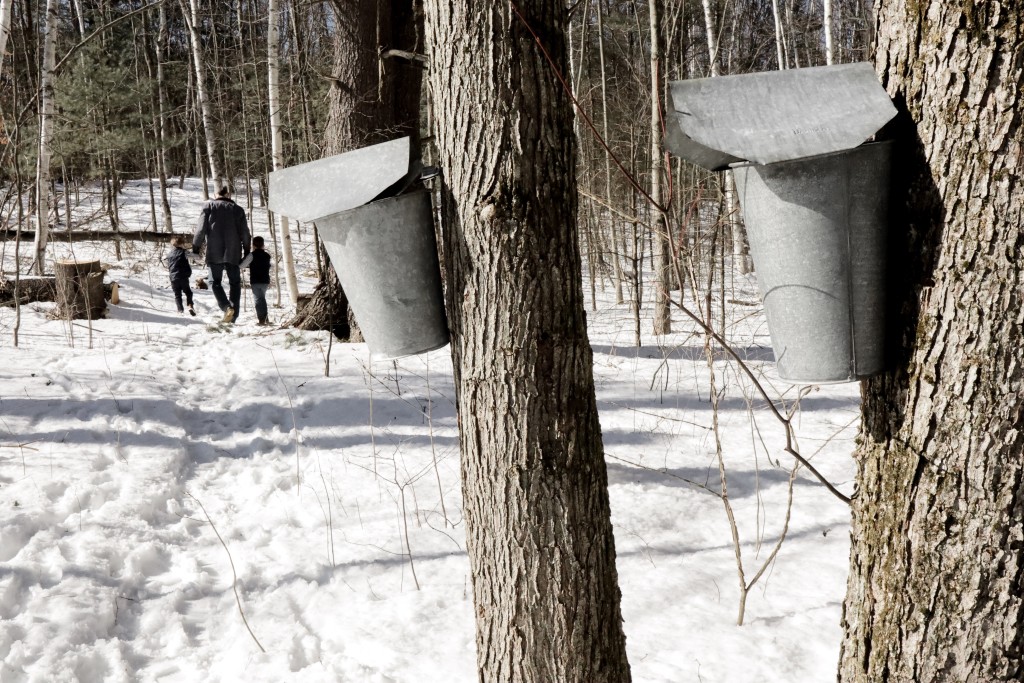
188 304 196 317
222 307 235 323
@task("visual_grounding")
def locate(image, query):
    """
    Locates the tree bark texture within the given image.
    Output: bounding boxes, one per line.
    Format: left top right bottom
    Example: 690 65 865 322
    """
423 3 631 681
650 0 671 335
840 5 1024 682
324 0 420 153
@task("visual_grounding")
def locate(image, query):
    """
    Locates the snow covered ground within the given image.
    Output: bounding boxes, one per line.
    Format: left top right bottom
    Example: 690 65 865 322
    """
0 180 859 682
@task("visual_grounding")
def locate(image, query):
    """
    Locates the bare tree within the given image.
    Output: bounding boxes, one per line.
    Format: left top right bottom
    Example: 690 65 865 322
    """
840 4 1024 681
423 2 632 679
770 0 787 69
0 0 12 82
267 0 299 307
180 0 222 190
823 0 834 65
650 0 671 334
34 0 59 273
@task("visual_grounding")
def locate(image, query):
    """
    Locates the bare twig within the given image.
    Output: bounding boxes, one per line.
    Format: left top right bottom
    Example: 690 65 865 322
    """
265 347 301 488
186 492 265 654
605 451 721 498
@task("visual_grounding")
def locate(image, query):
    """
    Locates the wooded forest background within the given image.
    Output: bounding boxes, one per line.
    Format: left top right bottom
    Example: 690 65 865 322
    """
0 0 872 299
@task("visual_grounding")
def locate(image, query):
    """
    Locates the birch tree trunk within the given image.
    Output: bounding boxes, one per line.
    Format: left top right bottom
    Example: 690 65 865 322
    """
34 0 59 274
840 4 1024 682
770 0 786 69
823 0 834 66
700 0 720 77
596 0 624 305
181 0 222 189
0 0 12 82
154 3 173 230
267 0 299 307
423 2 632 680
699 0 751 275
650 0 671 335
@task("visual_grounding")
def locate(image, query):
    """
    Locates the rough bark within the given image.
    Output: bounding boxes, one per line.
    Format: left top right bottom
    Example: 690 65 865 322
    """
287 264 353 340
650 0 671 335
423 2 631 681
839 5 1024 682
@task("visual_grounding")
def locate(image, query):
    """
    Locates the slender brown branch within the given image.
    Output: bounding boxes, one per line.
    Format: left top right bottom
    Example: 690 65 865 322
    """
605 451 721 498
186 492 266 654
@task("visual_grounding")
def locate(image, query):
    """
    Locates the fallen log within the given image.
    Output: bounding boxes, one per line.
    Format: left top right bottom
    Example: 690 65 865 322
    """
0 276 58 306
1 274 118 308
1 228 188 243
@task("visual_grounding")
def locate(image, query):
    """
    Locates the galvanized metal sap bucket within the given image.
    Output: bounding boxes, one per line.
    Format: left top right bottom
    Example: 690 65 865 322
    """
268 137 449 359
733 142 891 382
317 191 448 359
664 63 898 384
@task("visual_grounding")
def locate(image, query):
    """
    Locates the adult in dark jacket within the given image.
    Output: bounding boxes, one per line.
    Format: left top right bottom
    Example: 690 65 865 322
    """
193 186 251 323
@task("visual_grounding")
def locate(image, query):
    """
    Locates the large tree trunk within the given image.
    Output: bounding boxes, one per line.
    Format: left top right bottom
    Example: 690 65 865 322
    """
839 5 1024 682
423 3 631 680
292 0 421 339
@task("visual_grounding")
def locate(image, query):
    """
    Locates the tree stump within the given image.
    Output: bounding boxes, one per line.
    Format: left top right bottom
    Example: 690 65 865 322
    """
286 266 361 341
52 259 106 320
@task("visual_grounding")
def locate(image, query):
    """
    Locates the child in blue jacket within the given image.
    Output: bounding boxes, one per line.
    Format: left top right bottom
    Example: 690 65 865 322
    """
163 235 196 316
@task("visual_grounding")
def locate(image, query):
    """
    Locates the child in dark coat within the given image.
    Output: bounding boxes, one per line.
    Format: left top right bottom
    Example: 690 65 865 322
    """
164 235 196 316
248 236 272 325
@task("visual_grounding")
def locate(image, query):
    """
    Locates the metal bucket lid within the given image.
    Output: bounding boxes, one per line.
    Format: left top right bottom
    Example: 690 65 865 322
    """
664 63 897 170
267 137 412 222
